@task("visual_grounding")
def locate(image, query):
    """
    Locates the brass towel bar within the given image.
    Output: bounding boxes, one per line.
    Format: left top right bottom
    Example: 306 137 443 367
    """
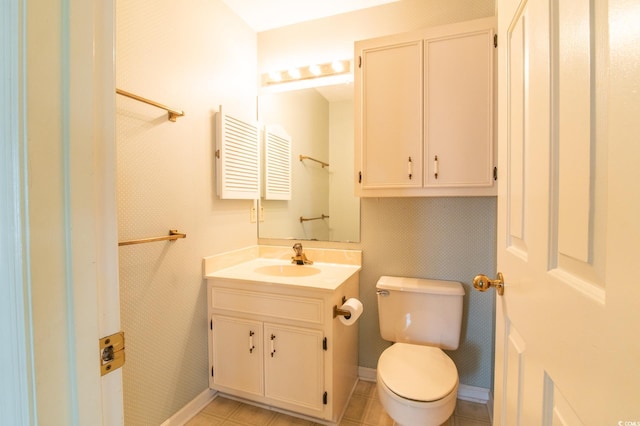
299 155 329 168
300 214 329 223
116 88 185 122
118 229 186 246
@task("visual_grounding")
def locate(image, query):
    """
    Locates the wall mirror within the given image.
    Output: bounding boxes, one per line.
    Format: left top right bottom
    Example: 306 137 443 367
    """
258 82 360 242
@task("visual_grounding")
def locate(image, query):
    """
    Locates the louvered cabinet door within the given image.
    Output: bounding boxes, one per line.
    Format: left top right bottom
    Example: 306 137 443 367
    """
216 106 260 199
263 125 292 200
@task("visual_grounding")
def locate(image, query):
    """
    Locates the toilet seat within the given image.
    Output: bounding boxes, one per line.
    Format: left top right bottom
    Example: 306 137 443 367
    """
378 343 458 402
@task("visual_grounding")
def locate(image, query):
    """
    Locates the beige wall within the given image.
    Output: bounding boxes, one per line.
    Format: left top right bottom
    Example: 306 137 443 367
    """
258 0 497 390
116 0 257 423
258 0 496 74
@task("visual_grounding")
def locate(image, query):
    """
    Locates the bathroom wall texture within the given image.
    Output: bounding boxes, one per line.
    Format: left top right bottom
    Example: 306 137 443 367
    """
258 0 497 391
357 197 497 388
258 0 496 73
116 0 257 424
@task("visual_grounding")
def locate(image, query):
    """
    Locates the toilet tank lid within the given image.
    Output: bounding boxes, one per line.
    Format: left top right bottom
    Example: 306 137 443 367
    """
377 276 464 296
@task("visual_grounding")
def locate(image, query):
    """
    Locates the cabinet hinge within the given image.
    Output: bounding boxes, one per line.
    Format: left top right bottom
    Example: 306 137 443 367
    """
358 171 362 184
323 337 327 351
358 55 362 68
323 392 328 405
493 34 498 48
493 166 498 181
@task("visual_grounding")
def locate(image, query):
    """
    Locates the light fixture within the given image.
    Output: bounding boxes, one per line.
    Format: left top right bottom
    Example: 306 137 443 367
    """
262 59 352 87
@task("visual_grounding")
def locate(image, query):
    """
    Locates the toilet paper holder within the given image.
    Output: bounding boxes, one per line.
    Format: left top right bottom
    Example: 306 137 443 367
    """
333 296 352 319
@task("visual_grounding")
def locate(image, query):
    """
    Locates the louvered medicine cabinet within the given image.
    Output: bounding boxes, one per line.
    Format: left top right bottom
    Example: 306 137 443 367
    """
216 106 292 201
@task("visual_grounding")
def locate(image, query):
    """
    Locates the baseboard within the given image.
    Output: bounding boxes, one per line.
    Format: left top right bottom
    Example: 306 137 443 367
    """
457 384 491 404
358 366 377 382
358 366 492 404
160 388 217 426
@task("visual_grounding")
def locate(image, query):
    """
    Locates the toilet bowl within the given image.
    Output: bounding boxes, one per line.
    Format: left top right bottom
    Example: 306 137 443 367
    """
376 343 458 426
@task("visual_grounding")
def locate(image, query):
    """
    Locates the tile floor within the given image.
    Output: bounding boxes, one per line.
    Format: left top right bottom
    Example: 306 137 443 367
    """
186 380 492 426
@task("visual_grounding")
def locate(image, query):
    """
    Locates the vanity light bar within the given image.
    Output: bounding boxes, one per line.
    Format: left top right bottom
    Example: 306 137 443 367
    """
262 59 352 86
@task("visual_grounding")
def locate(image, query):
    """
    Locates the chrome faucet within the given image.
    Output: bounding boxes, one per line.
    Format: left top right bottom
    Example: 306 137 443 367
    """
291 243 313 265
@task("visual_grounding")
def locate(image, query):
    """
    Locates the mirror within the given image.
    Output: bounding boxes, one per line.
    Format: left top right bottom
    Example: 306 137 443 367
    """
258 83 360 242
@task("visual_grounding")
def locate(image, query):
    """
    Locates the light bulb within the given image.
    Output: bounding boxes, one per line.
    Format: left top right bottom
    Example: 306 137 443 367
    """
288 68 301 79
331 61 344 73
309 64 321 76
268 71 281 82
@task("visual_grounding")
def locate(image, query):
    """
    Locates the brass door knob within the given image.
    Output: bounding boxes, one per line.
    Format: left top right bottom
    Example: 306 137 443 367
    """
473 272 505 296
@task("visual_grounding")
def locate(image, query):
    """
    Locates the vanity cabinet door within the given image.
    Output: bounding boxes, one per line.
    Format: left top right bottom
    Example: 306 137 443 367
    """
263 323 325 413
211 315 263 397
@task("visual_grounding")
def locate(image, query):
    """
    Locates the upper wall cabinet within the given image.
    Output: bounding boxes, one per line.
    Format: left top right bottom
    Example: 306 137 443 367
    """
355 17 496 197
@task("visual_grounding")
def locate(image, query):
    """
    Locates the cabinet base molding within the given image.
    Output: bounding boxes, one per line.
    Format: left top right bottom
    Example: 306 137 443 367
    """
212 393 339 426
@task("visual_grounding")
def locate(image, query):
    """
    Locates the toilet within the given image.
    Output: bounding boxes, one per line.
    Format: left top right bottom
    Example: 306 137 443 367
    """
376 276 465 426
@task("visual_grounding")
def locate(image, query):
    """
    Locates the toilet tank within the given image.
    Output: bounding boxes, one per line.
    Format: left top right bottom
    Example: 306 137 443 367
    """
377 276 465 350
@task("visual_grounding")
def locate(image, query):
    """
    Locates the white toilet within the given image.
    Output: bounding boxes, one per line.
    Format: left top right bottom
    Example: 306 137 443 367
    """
376 276 465 426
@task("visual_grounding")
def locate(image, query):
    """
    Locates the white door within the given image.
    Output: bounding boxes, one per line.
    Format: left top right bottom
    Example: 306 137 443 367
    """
490 0 640 424
2 0 122 424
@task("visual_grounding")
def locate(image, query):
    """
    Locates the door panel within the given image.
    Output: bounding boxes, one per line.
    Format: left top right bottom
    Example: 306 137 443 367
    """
212 316 263 396
494 0 624 424
360 39 423 189
424 29 494 187
264 323 324 412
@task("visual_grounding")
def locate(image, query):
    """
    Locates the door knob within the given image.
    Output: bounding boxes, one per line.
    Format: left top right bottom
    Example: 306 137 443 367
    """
473 272 504 296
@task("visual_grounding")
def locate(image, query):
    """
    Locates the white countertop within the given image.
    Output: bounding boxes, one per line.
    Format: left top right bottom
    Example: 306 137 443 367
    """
205 257 361 291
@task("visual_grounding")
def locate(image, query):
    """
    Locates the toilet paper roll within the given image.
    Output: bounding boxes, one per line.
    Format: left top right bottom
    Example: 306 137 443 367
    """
338 298 364 326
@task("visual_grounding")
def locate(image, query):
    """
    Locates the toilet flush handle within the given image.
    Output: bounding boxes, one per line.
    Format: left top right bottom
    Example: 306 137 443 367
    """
376 290 390 297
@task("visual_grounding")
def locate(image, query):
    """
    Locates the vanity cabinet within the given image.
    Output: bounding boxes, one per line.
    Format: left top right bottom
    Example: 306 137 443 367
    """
355 17 496 197
207 273 359 423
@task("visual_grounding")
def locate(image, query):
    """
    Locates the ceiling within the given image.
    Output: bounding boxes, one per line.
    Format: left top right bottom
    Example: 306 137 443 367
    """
222 0 399 32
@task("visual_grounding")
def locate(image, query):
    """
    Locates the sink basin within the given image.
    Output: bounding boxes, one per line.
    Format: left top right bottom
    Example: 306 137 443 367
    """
254 264 321 277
